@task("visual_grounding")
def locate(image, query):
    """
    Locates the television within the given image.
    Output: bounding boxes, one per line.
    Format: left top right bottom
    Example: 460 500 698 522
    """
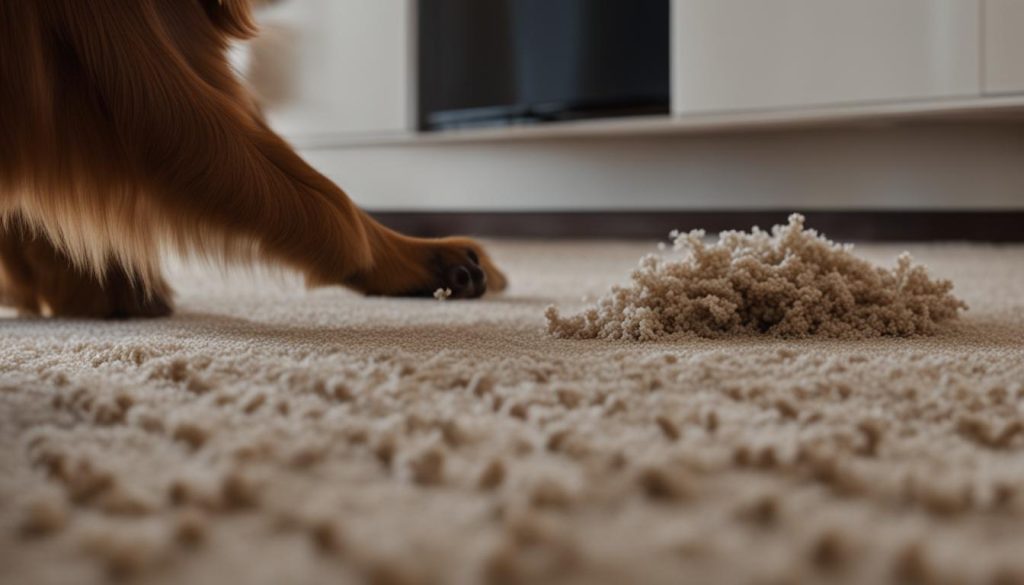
418 0 671 131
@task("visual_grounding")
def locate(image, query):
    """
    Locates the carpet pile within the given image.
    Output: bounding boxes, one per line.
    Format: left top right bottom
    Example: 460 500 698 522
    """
2 240 1023 585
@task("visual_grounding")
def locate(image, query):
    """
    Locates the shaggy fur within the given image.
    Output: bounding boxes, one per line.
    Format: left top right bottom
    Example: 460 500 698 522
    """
0 0 505 318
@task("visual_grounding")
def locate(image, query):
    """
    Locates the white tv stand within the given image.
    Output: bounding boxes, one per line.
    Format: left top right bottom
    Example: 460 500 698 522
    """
249 1 1024 213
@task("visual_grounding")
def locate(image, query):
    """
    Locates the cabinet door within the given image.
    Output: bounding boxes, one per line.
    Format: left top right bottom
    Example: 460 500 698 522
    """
249 0 413 139
984 0 1024 95
672 0 981 114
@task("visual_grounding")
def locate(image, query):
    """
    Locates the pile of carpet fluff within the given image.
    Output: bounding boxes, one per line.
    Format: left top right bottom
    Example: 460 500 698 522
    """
546 214 966 341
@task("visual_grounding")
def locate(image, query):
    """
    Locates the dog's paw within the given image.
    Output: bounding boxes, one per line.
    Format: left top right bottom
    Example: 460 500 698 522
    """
421 238 507 299
346 237 507 299
43 272 174 319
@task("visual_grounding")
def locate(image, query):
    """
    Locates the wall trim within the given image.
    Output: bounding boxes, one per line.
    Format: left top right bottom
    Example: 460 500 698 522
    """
369 210 1024 242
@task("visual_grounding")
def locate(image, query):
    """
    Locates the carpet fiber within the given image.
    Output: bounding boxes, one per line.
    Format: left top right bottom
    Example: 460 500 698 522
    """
2 241 1023 585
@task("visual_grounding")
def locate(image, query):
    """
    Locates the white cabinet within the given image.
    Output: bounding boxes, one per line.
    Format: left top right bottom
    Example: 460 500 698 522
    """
249 0 413 139
243 0 1023 145
672 0 981 114
984 0 1024 95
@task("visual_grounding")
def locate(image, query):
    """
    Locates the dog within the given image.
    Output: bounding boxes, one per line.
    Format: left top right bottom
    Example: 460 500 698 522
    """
0 0 506 318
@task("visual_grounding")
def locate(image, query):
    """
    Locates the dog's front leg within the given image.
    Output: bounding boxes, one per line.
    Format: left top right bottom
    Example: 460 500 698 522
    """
64 0 505 298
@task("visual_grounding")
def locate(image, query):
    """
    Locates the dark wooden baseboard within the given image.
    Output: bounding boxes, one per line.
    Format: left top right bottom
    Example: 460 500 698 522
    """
369 210 1024 242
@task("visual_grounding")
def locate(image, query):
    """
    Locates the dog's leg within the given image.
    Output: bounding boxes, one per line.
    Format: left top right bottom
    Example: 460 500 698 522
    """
0 217 172 318
61 0 505 299
0 220 42 315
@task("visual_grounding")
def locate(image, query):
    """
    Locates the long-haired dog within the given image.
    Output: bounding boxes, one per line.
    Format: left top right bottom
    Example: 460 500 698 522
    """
0 0 506 318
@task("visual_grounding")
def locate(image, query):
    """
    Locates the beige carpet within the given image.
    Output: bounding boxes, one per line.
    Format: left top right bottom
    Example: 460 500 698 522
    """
2 241 1023 585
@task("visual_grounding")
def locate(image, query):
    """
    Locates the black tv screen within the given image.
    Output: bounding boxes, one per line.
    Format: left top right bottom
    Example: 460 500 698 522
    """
418 0 670 130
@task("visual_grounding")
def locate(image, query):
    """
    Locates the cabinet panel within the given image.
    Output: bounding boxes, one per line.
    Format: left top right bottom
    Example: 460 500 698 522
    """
984 0 1024 95
672 0 981 114
248 0 412 138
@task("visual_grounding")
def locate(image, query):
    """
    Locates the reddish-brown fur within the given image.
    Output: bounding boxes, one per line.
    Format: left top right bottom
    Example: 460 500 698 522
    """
0 0 505 318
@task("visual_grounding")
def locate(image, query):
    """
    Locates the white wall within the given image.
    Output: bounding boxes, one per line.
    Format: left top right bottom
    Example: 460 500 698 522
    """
299 123 1024 211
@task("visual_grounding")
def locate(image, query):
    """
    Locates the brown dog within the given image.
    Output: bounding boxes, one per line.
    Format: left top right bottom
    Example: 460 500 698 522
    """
0 0 506 318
